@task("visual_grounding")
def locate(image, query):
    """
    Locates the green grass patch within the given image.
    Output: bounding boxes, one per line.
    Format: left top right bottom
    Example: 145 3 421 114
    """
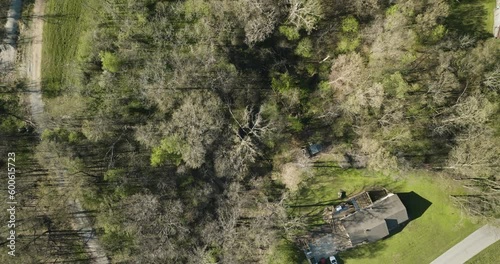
339 173 479 264
281 167 480 264
267 240 308 264
289 168 403 225
481 0 496 34
446 0 496 38
466 240 500 264
42 0 99 95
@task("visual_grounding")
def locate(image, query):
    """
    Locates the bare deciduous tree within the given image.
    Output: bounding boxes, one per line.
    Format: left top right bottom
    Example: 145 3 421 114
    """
285 0 323 33
328 52 365 99
434 94 497 134
415 0 449 35
216 105 274 178
352 0 380 18
354 133 398 171
240 0 281 45
483 67 500 90
446 128 500 178
167 92 224 168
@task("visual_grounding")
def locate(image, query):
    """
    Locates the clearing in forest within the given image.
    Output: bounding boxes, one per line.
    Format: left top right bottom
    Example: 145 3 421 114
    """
275 168 480 264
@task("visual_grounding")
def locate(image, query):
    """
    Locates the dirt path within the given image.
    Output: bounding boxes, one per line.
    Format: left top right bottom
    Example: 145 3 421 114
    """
430 225 500 264
27 0 45 128
24 1 109 263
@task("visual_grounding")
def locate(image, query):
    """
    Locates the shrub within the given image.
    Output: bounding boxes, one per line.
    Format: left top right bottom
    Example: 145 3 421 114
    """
295 38 313 58
100 51 121 73
279 25 300 41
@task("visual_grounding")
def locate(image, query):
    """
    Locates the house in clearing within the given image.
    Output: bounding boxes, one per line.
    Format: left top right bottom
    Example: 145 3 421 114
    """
301 189 409 263
339 191 409 245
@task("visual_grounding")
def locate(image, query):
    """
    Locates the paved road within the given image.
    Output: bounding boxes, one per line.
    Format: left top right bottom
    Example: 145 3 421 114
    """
431 225 500 264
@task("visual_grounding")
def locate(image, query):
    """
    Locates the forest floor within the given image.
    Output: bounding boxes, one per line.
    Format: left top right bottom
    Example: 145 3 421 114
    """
23 1 109 263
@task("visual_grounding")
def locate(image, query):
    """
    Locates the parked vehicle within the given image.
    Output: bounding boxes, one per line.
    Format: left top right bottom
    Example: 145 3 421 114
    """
304 143 323 157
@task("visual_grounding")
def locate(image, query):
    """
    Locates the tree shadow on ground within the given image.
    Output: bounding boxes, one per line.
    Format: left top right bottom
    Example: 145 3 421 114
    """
289 199 341 208
445 0 491 39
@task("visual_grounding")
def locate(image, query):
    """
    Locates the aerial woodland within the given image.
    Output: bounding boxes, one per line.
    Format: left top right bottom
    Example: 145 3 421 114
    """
1 0 499 263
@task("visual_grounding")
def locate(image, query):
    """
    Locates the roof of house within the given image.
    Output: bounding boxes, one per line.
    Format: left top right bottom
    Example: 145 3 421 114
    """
341 193 408 245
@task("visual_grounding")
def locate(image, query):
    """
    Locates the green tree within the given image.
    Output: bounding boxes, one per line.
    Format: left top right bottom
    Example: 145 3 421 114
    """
341 16 359 33
151 136 184 166
271 72 304 111
295 38 313 58
100 51 121 73
279 25 300 40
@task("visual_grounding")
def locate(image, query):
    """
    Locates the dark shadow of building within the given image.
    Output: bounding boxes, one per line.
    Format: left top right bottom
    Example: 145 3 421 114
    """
396 191 432 221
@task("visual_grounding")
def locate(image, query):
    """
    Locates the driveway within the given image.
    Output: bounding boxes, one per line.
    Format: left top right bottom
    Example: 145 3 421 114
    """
431 225 500 264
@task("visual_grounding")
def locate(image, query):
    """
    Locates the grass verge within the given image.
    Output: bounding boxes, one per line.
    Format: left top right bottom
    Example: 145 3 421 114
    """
466 240 500 264
481 0 496 34
42 0 98 96
446 0 496 39
267 240 309 264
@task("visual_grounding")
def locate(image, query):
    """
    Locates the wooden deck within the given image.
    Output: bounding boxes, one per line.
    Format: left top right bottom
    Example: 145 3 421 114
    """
351 191 373 209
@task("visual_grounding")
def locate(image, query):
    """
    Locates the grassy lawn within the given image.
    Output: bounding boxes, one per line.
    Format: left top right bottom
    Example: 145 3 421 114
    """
481 0 496 34
289 168 403 225
447 0 496 38
42 0 98 95
273 166 481 264
338 172 479 264
267 240 309 264
466 240 500 264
